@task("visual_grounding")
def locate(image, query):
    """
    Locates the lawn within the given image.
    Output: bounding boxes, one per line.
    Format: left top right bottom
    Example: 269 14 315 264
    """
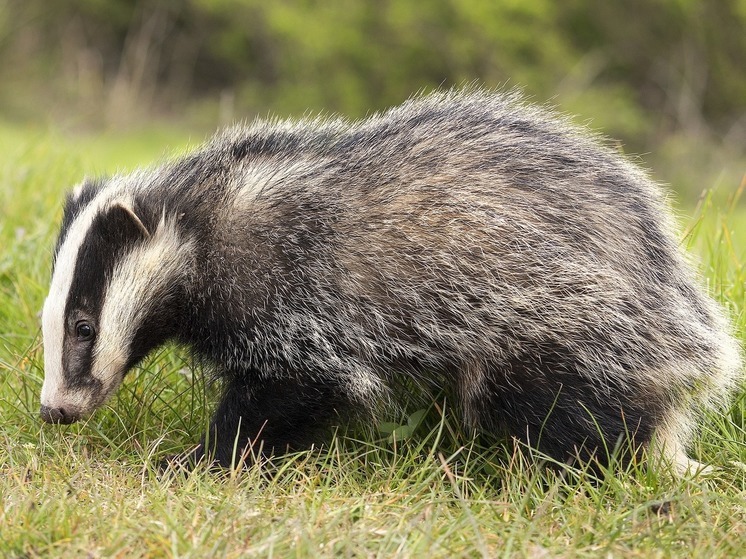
0 124 744 558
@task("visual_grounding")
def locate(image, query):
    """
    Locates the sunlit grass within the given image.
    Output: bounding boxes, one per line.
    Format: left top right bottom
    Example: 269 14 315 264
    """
1 124 744 558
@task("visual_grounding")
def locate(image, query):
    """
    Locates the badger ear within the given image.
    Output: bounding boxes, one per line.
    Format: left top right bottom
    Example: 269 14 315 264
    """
101 201 151 242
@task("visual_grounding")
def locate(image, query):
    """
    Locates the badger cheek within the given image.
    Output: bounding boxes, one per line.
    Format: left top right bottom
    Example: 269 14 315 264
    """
91 355 129 406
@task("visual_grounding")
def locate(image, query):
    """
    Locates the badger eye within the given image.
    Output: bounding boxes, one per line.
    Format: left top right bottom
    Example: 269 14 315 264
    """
75 320 95 341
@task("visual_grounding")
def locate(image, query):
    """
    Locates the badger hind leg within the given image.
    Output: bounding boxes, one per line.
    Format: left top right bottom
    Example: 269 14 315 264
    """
649 408 715 476
649 348 743 476
175 373 352 470
463 358 671 471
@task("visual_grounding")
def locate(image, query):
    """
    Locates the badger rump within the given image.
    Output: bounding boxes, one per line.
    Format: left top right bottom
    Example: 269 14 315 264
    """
40 89 742 474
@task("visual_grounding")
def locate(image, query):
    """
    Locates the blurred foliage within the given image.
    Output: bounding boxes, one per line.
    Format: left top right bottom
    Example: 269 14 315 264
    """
0 0 744 198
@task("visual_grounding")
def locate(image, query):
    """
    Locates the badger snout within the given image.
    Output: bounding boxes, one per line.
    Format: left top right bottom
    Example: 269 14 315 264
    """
40 404 80 424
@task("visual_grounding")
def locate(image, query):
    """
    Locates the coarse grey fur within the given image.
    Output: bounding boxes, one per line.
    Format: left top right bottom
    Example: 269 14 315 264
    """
40 89 743 473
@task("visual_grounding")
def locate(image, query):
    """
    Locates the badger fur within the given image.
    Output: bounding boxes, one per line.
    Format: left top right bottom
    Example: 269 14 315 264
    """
40 90 742 473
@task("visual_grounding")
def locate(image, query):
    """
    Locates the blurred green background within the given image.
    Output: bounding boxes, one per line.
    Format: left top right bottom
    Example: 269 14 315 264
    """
1 0 744 201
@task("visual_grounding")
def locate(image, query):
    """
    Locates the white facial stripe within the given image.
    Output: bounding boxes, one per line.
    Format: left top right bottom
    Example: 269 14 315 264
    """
92 217 193 392
40 178 132 409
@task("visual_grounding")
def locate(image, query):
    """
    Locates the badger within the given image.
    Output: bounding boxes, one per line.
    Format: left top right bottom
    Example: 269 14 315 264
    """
40 90 742 474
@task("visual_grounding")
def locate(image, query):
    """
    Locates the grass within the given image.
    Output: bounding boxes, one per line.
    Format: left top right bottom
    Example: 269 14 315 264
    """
0 123 745 558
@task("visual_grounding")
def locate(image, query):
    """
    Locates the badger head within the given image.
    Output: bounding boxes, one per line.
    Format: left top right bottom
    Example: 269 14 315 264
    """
40 181 192 424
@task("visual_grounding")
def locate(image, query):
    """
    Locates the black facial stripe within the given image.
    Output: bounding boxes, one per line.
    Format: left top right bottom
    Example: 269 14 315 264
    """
61 340 104 395
54 179 106 267
62 204 149 388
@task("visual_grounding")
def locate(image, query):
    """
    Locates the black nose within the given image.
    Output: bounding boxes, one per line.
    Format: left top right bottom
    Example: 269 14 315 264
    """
40 405 78 424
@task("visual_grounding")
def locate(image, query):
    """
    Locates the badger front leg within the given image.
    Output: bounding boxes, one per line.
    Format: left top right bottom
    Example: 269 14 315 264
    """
171 374 349 470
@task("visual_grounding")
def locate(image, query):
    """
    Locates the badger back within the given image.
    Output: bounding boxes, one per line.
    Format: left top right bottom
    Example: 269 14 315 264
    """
40 176 194 423
204 92 742 420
